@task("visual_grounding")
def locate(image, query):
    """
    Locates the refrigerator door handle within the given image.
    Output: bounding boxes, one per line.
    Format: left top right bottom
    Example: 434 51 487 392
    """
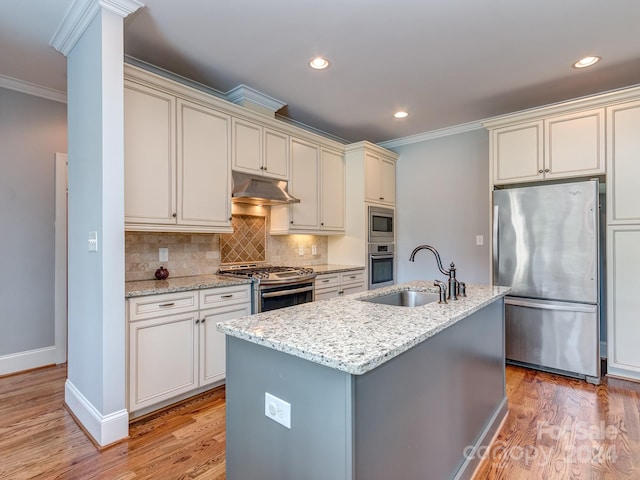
505 297 596 313
492 204 499 284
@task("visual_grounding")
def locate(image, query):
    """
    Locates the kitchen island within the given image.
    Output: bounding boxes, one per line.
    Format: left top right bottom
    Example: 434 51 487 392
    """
218 281 510 480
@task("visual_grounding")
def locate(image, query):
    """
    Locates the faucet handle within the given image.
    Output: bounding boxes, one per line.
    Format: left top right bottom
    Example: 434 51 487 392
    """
434 280 448 304
459 281 466 297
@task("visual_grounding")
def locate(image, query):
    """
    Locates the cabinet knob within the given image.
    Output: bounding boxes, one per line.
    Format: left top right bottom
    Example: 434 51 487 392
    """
195 319 200 324
201 318 206 323
290 220 294 224
264 166 267 171
538 170 544 174
172 212 177 218
321 222 324 226
229 216 232 221
544 168 550 173
260 166 264 170
379 197 384 200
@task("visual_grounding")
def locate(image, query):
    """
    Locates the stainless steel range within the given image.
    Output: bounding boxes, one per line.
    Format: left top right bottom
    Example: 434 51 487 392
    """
217 265 316 313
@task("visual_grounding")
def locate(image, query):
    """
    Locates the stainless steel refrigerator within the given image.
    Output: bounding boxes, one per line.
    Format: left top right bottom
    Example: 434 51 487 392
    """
493 180 600 384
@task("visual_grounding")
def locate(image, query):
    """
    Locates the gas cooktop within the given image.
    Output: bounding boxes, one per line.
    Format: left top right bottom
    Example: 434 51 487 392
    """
217 264 316 283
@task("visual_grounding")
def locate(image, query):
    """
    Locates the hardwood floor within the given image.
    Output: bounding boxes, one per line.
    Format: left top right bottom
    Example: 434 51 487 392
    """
1 364 639 479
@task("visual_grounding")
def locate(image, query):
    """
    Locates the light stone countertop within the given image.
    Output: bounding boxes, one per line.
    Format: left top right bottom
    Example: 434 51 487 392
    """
311 264 365 274
217 281 511 375
125 274 252 298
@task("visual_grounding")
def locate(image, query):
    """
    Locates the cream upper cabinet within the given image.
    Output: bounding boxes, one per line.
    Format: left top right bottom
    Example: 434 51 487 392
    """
320 147 345 232
491 108 605 185
270 140 346 234
232 118 288 180
288 137 320 230
125 81 232 233
607 99 640 224
124 82 177 225
177 99 231 228
365 151 396 206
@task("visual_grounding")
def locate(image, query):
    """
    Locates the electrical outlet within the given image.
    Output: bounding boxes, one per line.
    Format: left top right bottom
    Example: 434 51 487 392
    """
265 392 291 429
298 245 304 256
476 235 484 246
311 244 317 255
88 231 98 252
159 247 169 262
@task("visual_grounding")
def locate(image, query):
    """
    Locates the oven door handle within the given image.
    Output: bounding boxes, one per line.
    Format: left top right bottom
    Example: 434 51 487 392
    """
370 254 394 260
261 285 315 299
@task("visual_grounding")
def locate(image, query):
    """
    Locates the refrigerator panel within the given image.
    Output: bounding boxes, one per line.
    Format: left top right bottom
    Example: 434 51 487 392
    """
505 297 599 378
493 180 598 303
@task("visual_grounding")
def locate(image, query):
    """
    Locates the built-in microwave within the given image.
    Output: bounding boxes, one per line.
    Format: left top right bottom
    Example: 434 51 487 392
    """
368 206 394 243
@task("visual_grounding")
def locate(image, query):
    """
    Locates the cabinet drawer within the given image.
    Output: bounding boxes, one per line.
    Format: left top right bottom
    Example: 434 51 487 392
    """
340 270 365 285
200 285 251 309
128 291 198 321
315 274 340 289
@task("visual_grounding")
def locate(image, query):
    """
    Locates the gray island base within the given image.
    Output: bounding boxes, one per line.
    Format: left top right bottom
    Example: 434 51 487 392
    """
219 282 510 480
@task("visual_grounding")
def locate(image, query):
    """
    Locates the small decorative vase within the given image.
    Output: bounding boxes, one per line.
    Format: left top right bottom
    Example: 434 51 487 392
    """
155 266 169 280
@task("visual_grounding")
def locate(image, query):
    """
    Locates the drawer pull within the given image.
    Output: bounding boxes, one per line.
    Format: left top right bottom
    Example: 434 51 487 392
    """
322 279 330 283
349 275 356 279
159 302 175 307
221 294 234 299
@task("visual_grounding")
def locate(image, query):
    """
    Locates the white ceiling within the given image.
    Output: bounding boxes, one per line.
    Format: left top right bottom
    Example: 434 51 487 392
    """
2 0 640 143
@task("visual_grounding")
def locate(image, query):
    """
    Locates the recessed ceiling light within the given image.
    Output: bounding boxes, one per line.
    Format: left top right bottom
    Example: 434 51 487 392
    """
394 111 409 119
309 57 330 70
573 56 601 69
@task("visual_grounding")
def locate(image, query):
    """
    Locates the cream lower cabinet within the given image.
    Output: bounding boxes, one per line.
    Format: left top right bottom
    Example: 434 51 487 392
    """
607 226 640 381
315 270 366 301
128 284 251 414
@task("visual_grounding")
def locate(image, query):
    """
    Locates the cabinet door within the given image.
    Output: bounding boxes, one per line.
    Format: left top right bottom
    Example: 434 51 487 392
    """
289 138 319 229
545 108 605 180
200 303 250 386
492 121 543 185
379 157 396 206
607 100 640 224
364 152 382 203
177 99 231 227
129 312 198 411
320 148 345 231
341 282 365 296
124 83 176 224
232 118 262 174
263 128 289 179
607 226 640 380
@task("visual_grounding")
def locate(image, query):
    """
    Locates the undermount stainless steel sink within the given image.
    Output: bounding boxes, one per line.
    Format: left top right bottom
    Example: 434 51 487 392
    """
361 290 441 307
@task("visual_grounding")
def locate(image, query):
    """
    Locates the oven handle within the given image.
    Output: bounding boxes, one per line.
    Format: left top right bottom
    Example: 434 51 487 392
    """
370 254 394 260
261 285 315 299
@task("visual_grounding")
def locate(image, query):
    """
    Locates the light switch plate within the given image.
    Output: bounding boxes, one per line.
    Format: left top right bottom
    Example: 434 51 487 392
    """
159 247 169 262
265 392 291 429
88 231 98 252
476 235 484 246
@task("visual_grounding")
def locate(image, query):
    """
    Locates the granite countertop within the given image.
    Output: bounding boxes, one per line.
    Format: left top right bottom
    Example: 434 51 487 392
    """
311 264 365 274
125 264 364 298
217 281 511 375
125 274 252 298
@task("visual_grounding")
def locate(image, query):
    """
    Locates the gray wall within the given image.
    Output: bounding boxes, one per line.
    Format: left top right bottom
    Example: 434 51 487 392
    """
0 87 67 356
394 128 491 285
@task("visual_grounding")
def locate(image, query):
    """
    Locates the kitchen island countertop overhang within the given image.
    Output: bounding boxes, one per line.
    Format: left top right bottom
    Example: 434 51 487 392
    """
217 281 511 375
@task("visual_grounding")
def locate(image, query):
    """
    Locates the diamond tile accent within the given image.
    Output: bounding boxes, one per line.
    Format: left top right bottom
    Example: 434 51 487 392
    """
221 215 267 263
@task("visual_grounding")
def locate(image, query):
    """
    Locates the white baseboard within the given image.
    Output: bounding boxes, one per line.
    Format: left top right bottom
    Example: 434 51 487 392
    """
65 379 129 447
0 346 56 376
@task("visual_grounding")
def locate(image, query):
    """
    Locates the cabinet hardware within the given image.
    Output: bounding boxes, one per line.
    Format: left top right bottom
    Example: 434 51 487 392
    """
159 302 175 307
264 166 267 170
172 212 177 218
538 170 544 174
544 168 550 173
290 220 294 224
201 318 206 323
221 294 233 298
321 279 330 283
321 222 324 226
229 216 232 221
195 319 200 324
379 197 384 200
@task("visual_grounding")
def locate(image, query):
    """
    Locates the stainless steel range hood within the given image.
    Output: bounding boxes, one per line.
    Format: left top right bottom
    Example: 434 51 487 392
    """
231 171 300 206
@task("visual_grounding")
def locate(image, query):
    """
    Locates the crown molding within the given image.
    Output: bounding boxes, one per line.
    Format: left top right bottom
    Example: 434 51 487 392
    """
0 74 67 103
50 0 144 56
225 84 287 116
377 120 484 149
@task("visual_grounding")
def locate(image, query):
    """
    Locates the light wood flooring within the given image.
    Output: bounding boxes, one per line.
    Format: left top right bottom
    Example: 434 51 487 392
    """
1 363 639 479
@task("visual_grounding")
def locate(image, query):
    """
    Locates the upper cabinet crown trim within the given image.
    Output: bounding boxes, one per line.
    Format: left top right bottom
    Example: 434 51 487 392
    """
483 84 640 129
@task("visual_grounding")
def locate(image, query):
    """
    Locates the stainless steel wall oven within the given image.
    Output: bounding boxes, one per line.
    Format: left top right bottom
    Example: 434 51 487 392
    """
368 243 394 289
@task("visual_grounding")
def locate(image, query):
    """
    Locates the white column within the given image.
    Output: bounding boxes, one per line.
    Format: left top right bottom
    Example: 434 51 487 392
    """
50 0 144 446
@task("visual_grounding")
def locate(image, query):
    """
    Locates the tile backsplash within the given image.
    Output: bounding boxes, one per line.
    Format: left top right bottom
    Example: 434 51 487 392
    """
125 210 329 281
